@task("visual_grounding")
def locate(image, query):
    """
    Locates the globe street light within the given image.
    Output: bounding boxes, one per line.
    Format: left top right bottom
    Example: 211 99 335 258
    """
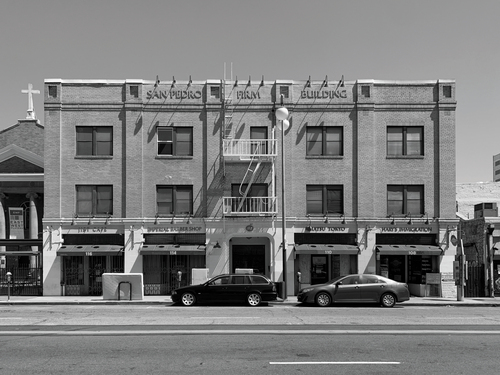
275 95 289 300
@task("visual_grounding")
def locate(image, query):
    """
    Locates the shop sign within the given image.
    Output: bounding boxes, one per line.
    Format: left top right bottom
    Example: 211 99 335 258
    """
305 226 347 232
65 226 120 234
145 226 204 233
381 227 432 233
146 89 202 100
236 90 261 100
300 89 347 99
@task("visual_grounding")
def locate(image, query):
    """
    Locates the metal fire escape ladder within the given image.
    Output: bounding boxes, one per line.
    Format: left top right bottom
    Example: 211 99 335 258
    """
236 144 262 212
223 80 234 140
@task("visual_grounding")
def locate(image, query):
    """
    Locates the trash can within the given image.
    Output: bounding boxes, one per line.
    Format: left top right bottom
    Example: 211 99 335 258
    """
276 281 284 299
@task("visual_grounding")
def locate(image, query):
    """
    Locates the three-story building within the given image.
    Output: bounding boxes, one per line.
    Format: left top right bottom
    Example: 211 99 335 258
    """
43 77 458 298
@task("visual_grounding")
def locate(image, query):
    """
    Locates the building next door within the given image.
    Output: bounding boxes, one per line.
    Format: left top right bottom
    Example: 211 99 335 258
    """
232 244 266 275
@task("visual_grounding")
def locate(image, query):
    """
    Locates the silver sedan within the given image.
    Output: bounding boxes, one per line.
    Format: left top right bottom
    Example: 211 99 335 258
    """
297 274 410 307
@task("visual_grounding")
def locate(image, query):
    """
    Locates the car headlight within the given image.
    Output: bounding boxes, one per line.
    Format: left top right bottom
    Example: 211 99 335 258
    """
300 288 314 294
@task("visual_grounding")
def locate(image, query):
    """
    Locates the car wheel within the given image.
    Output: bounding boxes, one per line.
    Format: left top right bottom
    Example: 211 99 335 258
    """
315 292 331 307
247 292 262 307
381 293 396 307
181 292 196 306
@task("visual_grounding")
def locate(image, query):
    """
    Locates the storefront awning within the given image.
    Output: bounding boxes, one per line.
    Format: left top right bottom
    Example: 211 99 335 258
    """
294 244 360 255
0 251 40 256
376 245 443 256
139 244 206 256
57 245 124 256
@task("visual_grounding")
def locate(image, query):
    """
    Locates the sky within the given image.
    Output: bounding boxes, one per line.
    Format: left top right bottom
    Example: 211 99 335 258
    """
1 0 498 183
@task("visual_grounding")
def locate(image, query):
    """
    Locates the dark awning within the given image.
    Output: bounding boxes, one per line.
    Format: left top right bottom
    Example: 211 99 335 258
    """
57 245 124 256
294 244 359 255
376 245 443 256
0 239 42 246
139 244 206 256
0 251 40 256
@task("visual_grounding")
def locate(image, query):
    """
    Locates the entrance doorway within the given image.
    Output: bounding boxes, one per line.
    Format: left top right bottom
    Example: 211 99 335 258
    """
232 245 266 275
311 255 328 285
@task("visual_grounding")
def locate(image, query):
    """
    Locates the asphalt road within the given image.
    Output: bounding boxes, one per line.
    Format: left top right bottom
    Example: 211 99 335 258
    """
0 305 498 374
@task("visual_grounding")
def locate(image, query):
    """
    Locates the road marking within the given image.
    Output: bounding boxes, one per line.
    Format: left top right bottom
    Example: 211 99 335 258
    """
189 317 259 319
1 329 500 336
270 361 401 365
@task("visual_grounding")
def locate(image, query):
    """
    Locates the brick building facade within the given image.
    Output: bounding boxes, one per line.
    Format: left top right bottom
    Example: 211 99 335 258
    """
42 77 458 298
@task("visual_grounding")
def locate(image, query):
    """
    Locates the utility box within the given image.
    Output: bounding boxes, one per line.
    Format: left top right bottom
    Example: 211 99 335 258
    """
102 273 144 300
191 268 209 285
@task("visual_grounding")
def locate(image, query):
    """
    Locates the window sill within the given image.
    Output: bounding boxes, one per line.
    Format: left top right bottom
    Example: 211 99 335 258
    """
305 155 344 160
386 155 424 159
155 155 193 160
75 155 113 160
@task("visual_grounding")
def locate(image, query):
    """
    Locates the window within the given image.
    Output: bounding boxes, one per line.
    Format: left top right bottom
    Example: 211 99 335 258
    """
307 127 343 156
48 86 57 98
231 275 251 284
387 127 423 156
76 185 113 215
76 127 113 156
361 85 370 98
279 86 289 99
210 276 230 285
157 127 193 156
306 185 343 215
443 85 452 98
130 85 139 98
157 185 193 215
231 184 268 212
250 127 268 154
210 86 220 99
387 185 424 215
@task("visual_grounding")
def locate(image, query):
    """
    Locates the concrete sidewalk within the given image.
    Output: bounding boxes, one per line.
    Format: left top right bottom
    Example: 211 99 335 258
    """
1 295 499 306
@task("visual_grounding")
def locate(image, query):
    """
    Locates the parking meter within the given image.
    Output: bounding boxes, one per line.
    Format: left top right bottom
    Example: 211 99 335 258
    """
297 271 301 283
6 272 12 301
177 270 182 288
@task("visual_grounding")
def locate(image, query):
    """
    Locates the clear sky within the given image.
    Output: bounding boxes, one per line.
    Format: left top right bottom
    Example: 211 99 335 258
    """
1 0 498 183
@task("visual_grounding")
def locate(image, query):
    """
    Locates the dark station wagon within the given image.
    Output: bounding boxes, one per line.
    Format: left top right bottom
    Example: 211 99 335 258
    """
171 274 278 307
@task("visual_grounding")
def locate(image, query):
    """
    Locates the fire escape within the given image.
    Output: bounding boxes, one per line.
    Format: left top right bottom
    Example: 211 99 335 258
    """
221 78 277 216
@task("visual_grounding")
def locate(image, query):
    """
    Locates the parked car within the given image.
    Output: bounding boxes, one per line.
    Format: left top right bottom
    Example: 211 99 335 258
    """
171 274 278 307
297 274 410 307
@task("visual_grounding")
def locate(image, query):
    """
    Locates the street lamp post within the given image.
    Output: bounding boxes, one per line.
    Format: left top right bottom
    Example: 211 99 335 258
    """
275 95 289 300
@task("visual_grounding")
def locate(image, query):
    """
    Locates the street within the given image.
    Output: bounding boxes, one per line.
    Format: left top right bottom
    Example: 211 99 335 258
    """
0 304 499 374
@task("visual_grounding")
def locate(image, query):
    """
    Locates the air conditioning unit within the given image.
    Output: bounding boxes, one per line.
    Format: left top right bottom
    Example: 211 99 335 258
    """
474 203 498 218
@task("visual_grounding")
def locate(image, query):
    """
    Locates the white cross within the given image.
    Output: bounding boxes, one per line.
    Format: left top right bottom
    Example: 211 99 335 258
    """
21 83 40 120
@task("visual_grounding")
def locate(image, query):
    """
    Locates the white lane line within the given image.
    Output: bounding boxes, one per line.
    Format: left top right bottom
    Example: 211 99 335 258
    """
189 317 259 319
1 329 499 336
270 361 400 365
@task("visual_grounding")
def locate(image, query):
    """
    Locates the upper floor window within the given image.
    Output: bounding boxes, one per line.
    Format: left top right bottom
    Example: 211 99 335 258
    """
76 126 113 156
387 185 424 215
231 183 269 213
157 127 193 156
157 185 193 215
76 185 113 216
306 185 343 215
307 127 343 156
250 126 268 154
387 127 423 156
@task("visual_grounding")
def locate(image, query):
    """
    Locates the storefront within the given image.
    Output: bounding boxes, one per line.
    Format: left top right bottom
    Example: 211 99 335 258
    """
58 233 124 296
375 232 442 297
140 232 206 295
293 232 358 293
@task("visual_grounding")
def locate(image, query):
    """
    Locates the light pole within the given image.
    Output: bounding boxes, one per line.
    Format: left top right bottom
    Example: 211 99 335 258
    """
275 94 289 300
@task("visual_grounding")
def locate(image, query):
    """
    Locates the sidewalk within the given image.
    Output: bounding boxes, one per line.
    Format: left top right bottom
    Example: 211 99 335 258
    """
1 295 499 306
